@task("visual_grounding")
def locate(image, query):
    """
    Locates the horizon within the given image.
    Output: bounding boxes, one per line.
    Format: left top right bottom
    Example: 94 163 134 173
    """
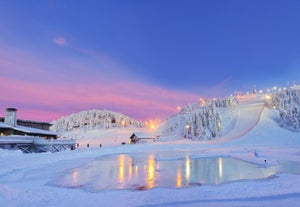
0 83 293 123
1 1 300 122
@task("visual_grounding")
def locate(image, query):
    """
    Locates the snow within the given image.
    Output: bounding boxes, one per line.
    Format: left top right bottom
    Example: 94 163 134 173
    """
62 127 152 147
13 125 57 136
1 93 300 207
51 109 144 133
0 122 10 128
213 94 265 143
156 96 238 142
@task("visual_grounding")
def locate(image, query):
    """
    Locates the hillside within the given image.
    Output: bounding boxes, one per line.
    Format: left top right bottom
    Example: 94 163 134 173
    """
156 86 300 144
50 109 145 133
50 86 300 147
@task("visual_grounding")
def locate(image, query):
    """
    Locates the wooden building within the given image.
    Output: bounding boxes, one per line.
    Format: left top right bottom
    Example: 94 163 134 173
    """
130 132 156 144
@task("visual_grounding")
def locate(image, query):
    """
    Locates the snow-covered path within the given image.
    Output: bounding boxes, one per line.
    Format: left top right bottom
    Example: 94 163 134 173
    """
215 95 265 143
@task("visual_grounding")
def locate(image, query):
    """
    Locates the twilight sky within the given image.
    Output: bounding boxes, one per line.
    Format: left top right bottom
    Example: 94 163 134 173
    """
1 0 300 122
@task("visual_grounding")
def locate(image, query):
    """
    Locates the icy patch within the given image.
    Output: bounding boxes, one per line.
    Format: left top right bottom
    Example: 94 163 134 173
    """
49 152 300 192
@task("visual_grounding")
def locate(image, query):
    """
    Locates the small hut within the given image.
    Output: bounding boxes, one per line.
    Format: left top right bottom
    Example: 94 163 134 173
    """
129 132 156 144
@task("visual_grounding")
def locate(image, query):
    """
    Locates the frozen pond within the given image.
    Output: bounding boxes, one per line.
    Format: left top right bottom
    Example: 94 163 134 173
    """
51 152 300 191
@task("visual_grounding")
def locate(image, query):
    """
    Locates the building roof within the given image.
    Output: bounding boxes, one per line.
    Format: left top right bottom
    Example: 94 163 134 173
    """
0 122 57 136
0 117 52 126
130 132 155 139
0 122 11 129
13 125 57 136
6 108 17 111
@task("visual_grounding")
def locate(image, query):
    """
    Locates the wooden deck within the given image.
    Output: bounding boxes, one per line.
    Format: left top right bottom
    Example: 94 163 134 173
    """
0 136 76 153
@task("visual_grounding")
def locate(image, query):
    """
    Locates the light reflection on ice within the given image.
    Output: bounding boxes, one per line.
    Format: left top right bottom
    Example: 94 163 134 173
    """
50 153 300 192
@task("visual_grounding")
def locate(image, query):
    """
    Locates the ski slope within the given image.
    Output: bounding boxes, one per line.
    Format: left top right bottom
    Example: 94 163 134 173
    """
165 94 267 145
214 95 266 143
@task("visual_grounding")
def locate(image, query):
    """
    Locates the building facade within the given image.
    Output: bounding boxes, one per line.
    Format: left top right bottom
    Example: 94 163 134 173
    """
0 108 57 139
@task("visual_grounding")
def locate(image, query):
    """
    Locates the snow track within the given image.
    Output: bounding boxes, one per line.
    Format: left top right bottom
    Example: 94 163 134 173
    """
212 95 265 143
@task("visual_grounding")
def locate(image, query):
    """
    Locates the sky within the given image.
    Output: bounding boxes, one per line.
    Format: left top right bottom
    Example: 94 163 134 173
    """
1 0 300 122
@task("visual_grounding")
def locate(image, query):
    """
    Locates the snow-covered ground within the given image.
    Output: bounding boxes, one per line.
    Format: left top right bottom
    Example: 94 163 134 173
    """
212 94 265 143
1 95 300 207
62 126 152 148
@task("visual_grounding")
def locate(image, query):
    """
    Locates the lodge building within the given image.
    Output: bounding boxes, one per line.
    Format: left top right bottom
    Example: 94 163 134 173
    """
0 108 57 139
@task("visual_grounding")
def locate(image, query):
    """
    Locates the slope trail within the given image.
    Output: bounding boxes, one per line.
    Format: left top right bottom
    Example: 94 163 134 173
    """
209 95 266 144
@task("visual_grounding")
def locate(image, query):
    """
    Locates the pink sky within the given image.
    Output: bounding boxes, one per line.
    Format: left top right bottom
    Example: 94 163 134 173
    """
0 75 199 122
0 43 200 122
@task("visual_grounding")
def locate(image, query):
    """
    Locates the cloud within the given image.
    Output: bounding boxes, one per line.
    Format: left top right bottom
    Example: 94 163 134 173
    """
53 37 66 46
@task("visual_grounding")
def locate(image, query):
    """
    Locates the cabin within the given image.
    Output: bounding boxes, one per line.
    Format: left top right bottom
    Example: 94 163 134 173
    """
0 108 57 139
130 132 156 144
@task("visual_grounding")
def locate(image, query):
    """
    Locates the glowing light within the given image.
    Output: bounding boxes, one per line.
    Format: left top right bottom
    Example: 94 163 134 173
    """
118 155 125 182
199 98 205 107
218 158 223 180
177 106 181 111
72 170 78 186
217 121 221 128
176 169 182 188
129 160 133 179
185 156 191 182
147 155 155 188
265 95 271 100
186 125 190 129
146 119 161 129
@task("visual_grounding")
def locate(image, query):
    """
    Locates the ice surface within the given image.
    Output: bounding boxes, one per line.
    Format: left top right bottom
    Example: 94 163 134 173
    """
50 153 300 192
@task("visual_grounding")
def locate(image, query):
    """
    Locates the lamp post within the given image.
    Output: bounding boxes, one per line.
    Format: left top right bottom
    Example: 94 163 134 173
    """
185 124 190 139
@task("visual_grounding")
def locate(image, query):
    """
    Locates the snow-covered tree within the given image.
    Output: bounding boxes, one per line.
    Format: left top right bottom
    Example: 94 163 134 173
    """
156 96 238 141
271 86 300 132
51 109 144 133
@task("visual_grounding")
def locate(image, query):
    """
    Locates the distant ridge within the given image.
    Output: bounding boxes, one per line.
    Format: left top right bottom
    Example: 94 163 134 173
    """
51 109 144 133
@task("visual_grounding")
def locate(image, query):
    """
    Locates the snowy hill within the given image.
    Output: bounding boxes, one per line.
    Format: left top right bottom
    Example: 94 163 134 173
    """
49 86 300 147
156 85 300 143
51 109 144 133
50 109 147 147
156 96 239 141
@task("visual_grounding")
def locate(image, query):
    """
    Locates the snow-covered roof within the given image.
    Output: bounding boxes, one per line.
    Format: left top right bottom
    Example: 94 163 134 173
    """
0 121 57 136
131 132 155 138
0 122 11 128
13 125 57 136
